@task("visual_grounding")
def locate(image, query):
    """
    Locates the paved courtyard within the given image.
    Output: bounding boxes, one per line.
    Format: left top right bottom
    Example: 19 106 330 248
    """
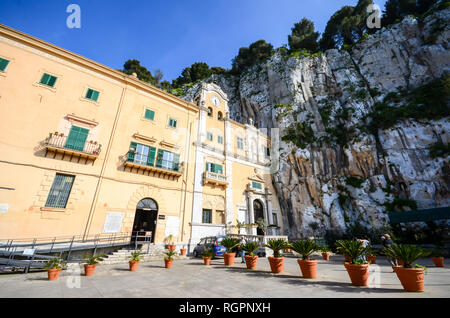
0 255 448 298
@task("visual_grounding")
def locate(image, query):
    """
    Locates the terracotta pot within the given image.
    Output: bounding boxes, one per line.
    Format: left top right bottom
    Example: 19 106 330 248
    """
367 255 377 264
167 244 176 252
223 252 236 266
285 248 291 253
432 257 444 267
244 255 258 270
129 260 140 271
344 263 370 286
180 248 187 256
203 257 211 265
164 258 173 269
298 259 318 278
47 268 61 281
394 267 425 292
322 252 330 261
84 264 97 276
268 257 284 273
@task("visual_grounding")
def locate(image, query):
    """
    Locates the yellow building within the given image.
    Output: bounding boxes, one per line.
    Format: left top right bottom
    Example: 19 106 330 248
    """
0 24 283 248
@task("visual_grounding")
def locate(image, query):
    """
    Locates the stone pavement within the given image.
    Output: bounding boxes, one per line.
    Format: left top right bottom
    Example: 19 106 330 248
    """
0 255 448 298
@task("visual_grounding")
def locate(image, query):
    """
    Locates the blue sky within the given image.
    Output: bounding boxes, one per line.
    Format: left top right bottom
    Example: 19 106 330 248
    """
0 0 387 82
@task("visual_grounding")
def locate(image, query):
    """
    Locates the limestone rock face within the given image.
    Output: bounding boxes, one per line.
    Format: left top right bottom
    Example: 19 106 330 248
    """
183 9 450 238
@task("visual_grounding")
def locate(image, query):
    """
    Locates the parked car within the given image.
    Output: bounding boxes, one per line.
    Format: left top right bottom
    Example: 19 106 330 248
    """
193 236 227 258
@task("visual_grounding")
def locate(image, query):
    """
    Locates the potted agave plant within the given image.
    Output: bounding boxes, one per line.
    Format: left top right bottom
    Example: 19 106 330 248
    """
336 240 371 286
82 253 105 276
384 244 430 292
221 237 240 266
264 239 289 274
431 248 444 267
202 247 215 265
319 246 331 260
241 241 260 270
164 249 177 269
290 240 319 279
165 235 176 251
44 255 65 281
129 250 143 271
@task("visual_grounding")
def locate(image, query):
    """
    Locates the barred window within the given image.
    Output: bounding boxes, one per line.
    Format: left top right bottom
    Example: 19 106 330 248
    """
202 209 212 224
45 174 75 209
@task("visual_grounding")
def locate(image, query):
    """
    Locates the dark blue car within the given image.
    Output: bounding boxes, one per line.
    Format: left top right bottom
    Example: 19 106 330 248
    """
193 236 227 258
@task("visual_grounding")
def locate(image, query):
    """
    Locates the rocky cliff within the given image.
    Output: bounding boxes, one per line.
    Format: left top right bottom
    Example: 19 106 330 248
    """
183 8 450 239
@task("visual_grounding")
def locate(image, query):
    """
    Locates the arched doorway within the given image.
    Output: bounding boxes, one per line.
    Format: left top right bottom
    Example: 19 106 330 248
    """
253 200 264 236
132 198 158 243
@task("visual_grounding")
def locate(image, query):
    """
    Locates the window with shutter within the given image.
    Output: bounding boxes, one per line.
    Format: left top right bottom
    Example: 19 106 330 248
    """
40 73 58 87
145 109 155 120
86 88 100 101
128 142 138 161
45 174 75 209
65 126 89 152
0 58 9 72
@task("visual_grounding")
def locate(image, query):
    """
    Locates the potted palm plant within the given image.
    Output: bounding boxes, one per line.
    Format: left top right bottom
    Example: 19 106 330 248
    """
290 240 319 278
82 253 105 276
367 249 377 264
221 237 240 266
264 239 289 273
164 249 177 269
431 248 444 267
44 255 65 281
384 244 430 292
319 246 331 260
165 235 176 251
180 244 187 256
129 250 143 271
336 240 371 286
202 247 215 265
241 241 260 270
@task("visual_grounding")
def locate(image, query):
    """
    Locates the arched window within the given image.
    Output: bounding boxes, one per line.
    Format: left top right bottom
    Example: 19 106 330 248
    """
218 111 223 120
137 198 158 211
207 107 213 117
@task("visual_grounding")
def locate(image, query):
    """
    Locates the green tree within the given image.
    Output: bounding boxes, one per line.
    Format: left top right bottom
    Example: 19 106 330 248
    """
231 40 274 74
288 18 320 52
319 0 374 50
381 0 439 26
121 59 156 85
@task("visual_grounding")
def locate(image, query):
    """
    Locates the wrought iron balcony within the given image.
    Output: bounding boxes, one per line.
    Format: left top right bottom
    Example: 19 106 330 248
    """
44 132 101 161
204 171 228 187
124 156 183 177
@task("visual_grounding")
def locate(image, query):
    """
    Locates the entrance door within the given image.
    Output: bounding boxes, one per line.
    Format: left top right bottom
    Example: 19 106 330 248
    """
253 200 264 236
132 198 158 243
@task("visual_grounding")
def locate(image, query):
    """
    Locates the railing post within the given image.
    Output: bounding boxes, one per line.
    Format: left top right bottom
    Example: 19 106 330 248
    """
49 237 56 254
66 236 75 260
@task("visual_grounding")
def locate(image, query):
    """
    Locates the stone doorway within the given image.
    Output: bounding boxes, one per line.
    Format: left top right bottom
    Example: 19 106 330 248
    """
132 198 158 243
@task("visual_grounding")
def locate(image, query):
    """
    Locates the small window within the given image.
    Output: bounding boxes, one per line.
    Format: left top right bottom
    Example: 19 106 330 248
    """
206 162 223 174
202 209 212 224
252 181 263 190
144 109 155 121
207 132 213 141
272 213 278 226
237 137 244 150
265 146 270 157
85 88 100 102
40 73 58 87
0 58 10 72
45 174 75 209
218 112 223 120
168 118 177 128
218 136 223 144
207 107 213 117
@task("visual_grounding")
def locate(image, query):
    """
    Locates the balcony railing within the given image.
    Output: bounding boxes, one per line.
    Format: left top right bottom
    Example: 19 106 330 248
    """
204 171 228 186
124 157 182 177
44 132 101 160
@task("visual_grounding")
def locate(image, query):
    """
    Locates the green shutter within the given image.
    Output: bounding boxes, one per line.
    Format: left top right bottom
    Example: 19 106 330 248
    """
0 58 9 72
47 76 57 87
145 109 155 120
40 73 50 85
65 126 89 151
91 90 99 101
127 142 138 161
173 153 180 171
40 73 57 87
169 118 177 128
86 89 100 101
147 146 156 166
156 149 164 168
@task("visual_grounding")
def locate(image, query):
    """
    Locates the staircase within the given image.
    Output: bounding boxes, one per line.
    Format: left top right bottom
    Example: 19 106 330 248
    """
99 245 188 265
